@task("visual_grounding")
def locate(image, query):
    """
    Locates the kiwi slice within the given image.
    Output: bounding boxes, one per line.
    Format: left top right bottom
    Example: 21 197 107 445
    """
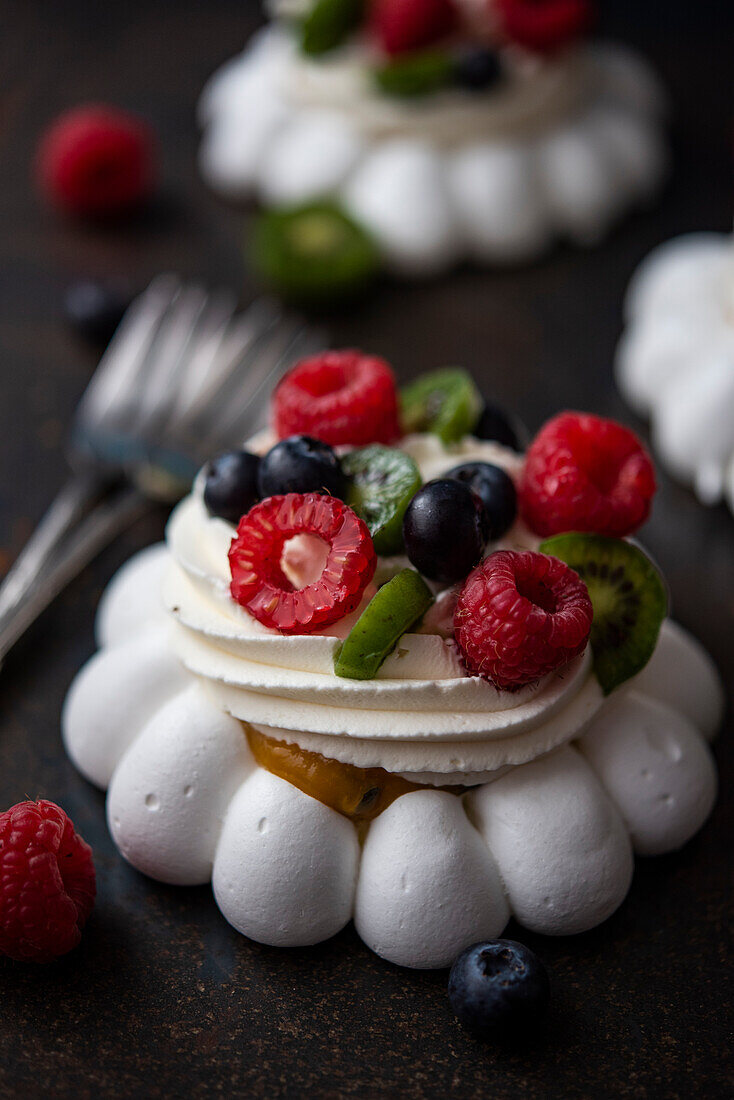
538 533 668 696
334 569 434 680
400 368 483 445
252 201 380 307
301 0 364 56
374 50 453 98
343 445 422 556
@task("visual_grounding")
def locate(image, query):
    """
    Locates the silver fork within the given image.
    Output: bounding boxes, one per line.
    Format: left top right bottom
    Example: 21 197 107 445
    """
0 274 325 663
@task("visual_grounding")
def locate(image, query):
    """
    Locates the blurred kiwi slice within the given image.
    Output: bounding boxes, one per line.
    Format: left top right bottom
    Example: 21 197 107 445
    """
301 0 364 55
400 368 483 445
539 533 668 696
252 201 380 307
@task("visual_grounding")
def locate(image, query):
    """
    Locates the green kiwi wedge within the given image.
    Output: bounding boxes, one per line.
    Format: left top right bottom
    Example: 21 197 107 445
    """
252 201 380 307
343 445 422 556
399 368 483 445
301 0 364 56
538 533 668 696
334 569 434 680
374 50 453 97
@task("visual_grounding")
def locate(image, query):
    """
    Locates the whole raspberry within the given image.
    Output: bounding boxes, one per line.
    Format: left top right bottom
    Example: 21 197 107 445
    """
0 800 96 963
371 0 459 56
495 0 593 55
454 550 593 689
229 493 377 633
518 411 656 538
36 104 156 219
273 349 400 447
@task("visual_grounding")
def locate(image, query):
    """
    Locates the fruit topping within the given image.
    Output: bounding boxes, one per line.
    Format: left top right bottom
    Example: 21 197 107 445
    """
453 47 503 92
519 411 656 538
400 368 483 445
229 493 376 633
204 450 261 524
252 201 380 306
0 799 96 963
258 435 346 499
448 940 550 1037
301 0 365 55
342 444 422 555
445 462 517 541
246 725 420 821
63 279 132 345
274 349 400 447
495 0 593 55
538 533 668 695
36 104 156 219
403 479 488 583
371 0 459 56
474 400 523 451
454 549 593 689
334 568 434 679
374 50 454 97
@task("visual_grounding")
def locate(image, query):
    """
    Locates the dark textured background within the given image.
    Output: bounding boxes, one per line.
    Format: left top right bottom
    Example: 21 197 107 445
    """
1 2 732 1096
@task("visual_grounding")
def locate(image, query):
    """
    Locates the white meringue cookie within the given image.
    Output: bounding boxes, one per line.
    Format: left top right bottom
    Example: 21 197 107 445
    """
447 143 551 263
616 231 734 509
355 790 509 968
212 768 359 947
579 691 717 857
197 24 667 274
467 746 634 935
62 623 188 788
96 542 169 648
631 619 724 741
107 684 253 884
342 141 459 276
256 111 364 206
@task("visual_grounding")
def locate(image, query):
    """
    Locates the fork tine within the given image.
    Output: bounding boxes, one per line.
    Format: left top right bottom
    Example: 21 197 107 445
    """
74 274 181 434
199 320 328 456
168 296 281 433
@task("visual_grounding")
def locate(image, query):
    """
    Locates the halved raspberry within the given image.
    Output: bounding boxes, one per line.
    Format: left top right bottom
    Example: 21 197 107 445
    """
229 493 377 633
36 104 156 219
495 0 593 55
273 349 400 447
0 800 96 963
518 411 656 538
454 550 593 690
371 0 459 56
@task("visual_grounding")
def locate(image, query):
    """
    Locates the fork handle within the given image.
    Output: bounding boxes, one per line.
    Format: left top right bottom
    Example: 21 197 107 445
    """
0 474 149 663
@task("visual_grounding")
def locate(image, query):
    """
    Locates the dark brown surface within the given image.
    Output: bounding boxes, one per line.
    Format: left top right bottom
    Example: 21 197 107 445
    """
1 2 733 1097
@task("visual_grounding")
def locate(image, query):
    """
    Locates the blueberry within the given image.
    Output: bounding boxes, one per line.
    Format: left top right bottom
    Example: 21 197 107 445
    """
453 49 503 93
258 435 346 499
203 450 261 524
474 402 523 451
402 479 488 584
445 462 517 541
64 279 132 344
448 940 550 1038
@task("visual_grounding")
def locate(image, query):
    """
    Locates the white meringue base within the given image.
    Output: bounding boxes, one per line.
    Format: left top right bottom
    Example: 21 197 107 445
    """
198 29 667 275
62 543 722 968
615 231 734 509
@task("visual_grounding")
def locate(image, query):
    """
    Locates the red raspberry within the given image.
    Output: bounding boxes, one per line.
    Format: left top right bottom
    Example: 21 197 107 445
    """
229 493 376 633
36 104 156 219
495 0 593 55
519 412 656 538
371 0 459 56
273 349 400 447
454 550 592 689
0 800 96 963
